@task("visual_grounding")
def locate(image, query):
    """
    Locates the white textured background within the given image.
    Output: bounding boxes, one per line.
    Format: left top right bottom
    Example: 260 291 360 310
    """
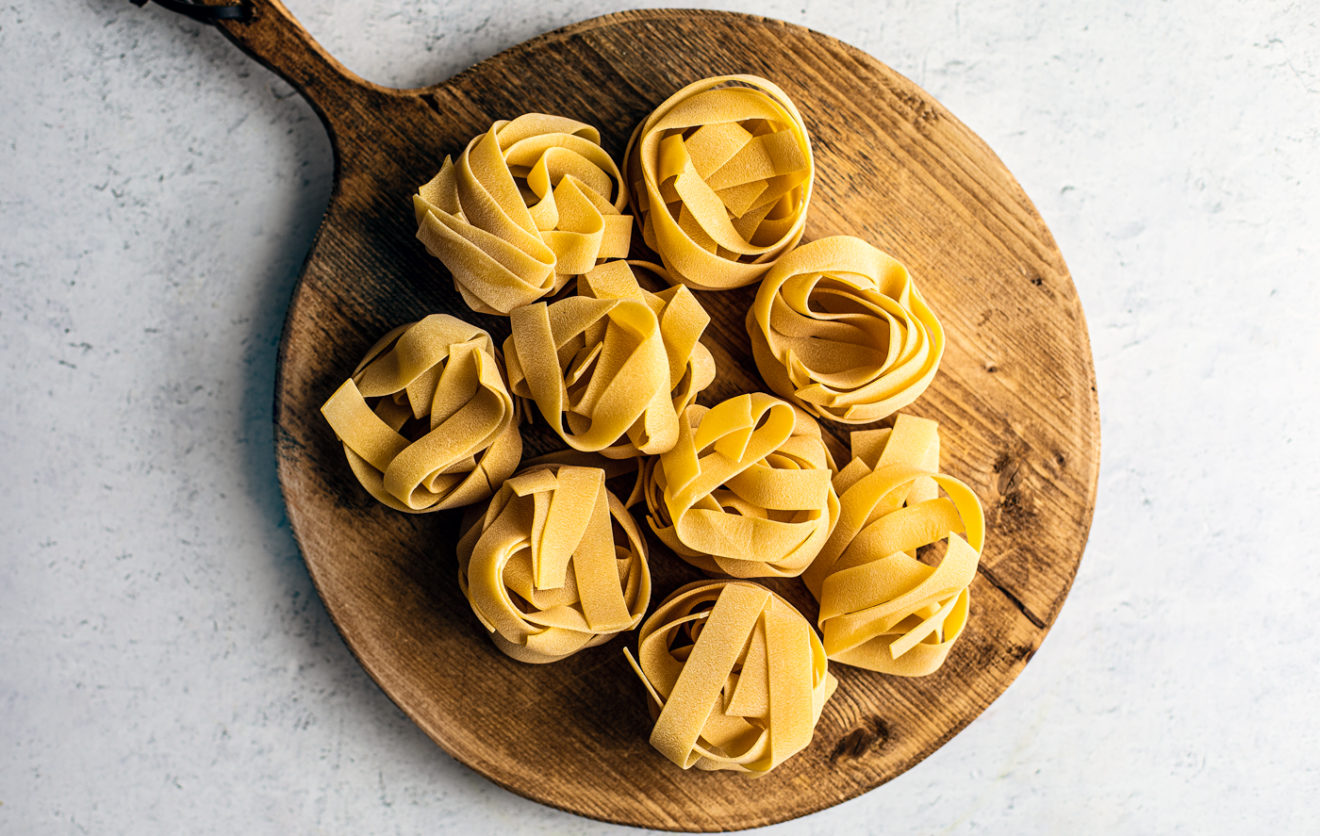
3 1 1318 833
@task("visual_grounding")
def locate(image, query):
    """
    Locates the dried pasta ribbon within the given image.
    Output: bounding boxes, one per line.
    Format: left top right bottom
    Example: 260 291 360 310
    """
802 414 985 676
457 464 651 664
625 580 836 774
414 113 632 315
625 75 813 290
504 260 716 458
643 393 840 578
321 314 522 513
747 236 944 423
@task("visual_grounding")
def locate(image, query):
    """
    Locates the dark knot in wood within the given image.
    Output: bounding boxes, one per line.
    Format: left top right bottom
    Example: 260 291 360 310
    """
829 717 891 764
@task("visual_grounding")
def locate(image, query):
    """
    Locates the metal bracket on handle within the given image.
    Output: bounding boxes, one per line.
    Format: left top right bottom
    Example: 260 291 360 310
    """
130 0 252 23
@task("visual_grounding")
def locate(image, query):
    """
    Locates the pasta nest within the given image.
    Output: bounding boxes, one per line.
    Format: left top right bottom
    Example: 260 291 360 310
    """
504 261 715 458
643 393 840 578
747 236 944 424
625 75 813 290
802 414 985 676
457 464 651 664
320 314 522 513
414 113 632 315
625 580 836 774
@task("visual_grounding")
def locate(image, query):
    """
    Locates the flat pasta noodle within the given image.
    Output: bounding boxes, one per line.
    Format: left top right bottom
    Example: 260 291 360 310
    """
414 113 632 315
320 314 522 513
457 464 651 664
643 393 840 578
747 236 944 423
504 260 715 458
519 445 653 510
802 414 985 676
624 580 836 774
625 75 813 290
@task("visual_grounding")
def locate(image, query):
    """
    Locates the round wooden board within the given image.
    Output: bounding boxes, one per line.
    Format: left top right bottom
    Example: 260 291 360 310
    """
204 2 1099 830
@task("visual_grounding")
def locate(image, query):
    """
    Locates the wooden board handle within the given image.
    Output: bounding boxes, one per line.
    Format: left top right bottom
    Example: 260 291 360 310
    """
207 0 377 128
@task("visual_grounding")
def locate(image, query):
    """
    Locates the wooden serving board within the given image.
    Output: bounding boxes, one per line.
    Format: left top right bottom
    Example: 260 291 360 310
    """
186 1 1098 829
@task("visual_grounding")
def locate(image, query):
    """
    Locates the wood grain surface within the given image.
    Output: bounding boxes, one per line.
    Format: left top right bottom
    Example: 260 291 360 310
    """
200 1 1100 829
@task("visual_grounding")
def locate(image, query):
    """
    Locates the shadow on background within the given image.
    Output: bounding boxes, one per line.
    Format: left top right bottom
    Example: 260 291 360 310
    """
117 0 486 788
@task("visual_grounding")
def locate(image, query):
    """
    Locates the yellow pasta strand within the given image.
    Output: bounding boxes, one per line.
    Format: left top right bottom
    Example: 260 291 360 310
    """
414 113 632 315
643 393 840 578
802 414 985 676
457 464 651 664
504 260 715 458
624 580 836 774
625 75 813 290
321 314 522 513
747 236 944 423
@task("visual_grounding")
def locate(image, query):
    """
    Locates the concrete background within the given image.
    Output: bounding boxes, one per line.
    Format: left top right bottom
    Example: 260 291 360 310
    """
3 0 1318 832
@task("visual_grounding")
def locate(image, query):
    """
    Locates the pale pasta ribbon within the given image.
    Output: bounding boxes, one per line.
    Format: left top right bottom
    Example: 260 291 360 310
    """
504 260 715 458
802 414 985 676
643 393 840 578
625 75 813 290
414 113 632 315
321 314 522 513
457 464 651 664
625 580 836 774
747 236 944 424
